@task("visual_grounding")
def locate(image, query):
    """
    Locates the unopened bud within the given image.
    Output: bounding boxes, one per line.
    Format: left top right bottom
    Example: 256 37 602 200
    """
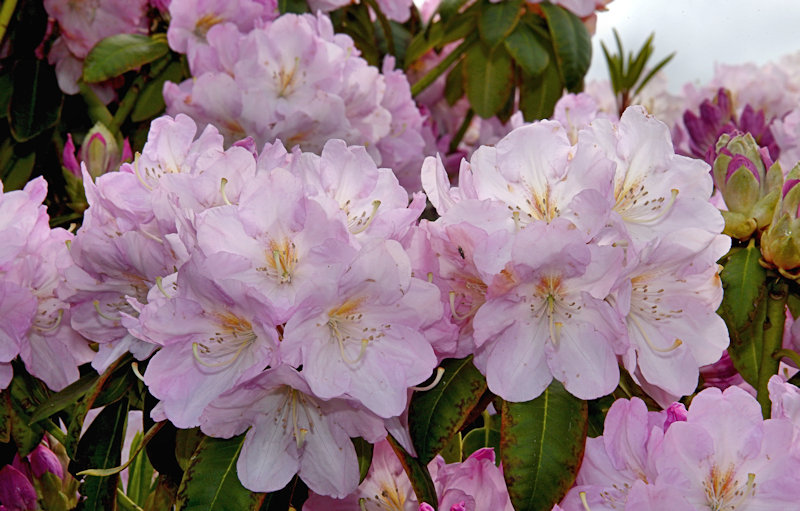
81 122 120 179
713 132 782 239
761 164 800 278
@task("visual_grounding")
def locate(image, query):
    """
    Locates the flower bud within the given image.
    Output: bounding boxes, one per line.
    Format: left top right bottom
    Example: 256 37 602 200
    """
28 445 63 479
761 164 800 278
712 132 782 239
81 122 120 179
0 465 37 511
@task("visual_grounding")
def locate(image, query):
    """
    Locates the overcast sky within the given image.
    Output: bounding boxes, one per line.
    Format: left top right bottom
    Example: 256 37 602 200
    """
585 0 800 90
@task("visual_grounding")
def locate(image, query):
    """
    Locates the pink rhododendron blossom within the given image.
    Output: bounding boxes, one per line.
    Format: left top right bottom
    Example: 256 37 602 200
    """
472 219 626 401
281 240 441 418
164 13 426 189
305 441 512 511
200 366 386 498
135 260 280 428
560 386 800 510
0 178 92 390
307 0 412 22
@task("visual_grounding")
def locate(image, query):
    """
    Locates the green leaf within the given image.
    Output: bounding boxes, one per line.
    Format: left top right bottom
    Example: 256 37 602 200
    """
352 437 374 483
0 72 12 119
175 427 205 472
719 242 768 387
0 145 35 192
277 0 308 14
500 381 588 511
464 42 514 118
788 291 800 319
8 372 45 456
131 60 186 122
462 413 500 462
28 371 100 424
9 59 63 142
127 431 156 506
0 392 10 443
504 23 549 77
439 432 463 464
478 0 523 49
440 8 479 45
143 475 179 511
519 62 563 121
540 3 591 92
175 435 267 511
436 0 471 24
409 356 488 464
405 23 444 69
387 435 438 510
75 398 130 511
83 34 169 83
444 59 465 106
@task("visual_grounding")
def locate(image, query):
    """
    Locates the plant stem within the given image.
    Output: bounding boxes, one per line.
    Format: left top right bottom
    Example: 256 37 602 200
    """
757 278 789 418
0 0 18 46
410 32 477 98
79 82 114 127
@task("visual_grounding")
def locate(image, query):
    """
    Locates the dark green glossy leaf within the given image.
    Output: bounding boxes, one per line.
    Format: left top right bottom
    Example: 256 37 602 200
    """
461 413 500 462
409 356 488 464
28 371 100 424
143 475 179 511
278 0 308 14
66 355 132 457
441 8 479 45
719 242 768 387
0 392 10 443
436 0 471 24
9 59 63 142
464 42 513 118
83 34 169 83
75 398 130 511
0 72 12 119
175 427 205 472
505 23 549 76
439 432 462 464
500 381 588 511
175 435 267 511
405 23 444 68
352 437 374 483
0 146 35 192
478 0 523 48
444 59 464 106
540 3 591 92
131 60 186 122
127 430 156 506
387 435 438 510
587 394 615 438
519 62 563 121
8 371 45 455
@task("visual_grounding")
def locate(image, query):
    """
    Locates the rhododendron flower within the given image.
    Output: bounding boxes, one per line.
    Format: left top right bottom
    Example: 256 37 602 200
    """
0 178 92 390
200 366 385 498
164 13 426 191
135 259 280 428
472 219 627 401
560 386 800 510
281 240 441 418
305 441 513 511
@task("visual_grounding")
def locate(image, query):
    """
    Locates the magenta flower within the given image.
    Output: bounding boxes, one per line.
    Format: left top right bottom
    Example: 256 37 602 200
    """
0 465 37 511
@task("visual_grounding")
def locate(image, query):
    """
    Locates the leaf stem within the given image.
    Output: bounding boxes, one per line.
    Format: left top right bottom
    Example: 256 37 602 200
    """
449 108 474 153
79 82 114 127
0 0 18 46
773 348 800 371
411 32 477 97
757 278 788 418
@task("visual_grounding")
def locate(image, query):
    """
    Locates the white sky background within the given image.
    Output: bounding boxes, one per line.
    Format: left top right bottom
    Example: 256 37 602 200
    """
585 0 800 91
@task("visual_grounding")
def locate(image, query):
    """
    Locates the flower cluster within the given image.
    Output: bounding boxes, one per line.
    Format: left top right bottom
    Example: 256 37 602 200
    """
558 382 800 510
417 106 729 404
0 178 92 391
304 440 514 511
66 113 441 497
163 12 427 190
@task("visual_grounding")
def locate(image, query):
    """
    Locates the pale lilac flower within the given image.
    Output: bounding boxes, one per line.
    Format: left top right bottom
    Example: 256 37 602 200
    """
472 219 627 401
618 230 730 399
426 448 514 511
135 259 280 428
164 13 426 186
281 240 441 418
200 366 386 498
768 374 800 425
303 439 418 511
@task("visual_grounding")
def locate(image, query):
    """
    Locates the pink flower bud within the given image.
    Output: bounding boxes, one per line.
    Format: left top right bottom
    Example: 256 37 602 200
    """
0 465 37 511
29 445 63 479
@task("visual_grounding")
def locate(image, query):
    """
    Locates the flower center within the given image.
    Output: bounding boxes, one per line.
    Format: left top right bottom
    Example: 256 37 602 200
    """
192 312 256 368
704 465 756 511
326 298 384 365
